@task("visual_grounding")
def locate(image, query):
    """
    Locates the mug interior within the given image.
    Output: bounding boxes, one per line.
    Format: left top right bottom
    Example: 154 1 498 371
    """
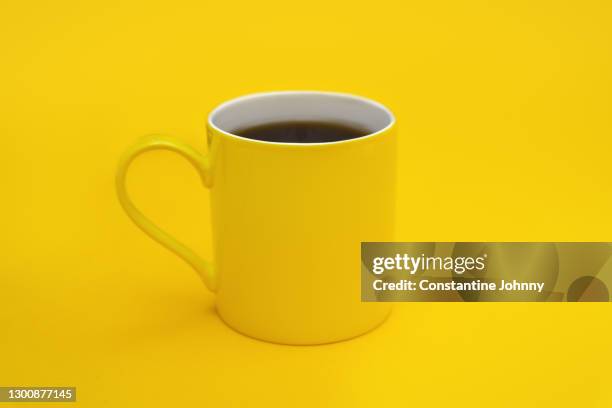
209 91 394 143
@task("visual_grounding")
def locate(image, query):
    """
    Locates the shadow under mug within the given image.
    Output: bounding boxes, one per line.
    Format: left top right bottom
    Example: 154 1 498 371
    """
116 91 397 345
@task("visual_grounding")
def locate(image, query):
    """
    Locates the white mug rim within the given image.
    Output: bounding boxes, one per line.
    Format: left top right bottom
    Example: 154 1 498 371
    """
207 90 396 146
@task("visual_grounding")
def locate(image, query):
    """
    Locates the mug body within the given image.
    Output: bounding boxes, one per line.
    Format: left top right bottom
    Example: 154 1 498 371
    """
206 91 396 345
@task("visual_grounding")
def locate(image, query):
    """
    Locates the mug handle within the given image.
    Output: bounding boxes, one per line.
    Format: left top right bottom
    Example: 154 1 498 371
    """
115 135 216 292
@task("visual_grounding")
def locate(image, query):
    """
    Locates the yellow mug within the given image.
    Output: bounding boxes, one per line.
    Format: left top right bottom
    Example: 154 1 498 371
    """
116 91 397 345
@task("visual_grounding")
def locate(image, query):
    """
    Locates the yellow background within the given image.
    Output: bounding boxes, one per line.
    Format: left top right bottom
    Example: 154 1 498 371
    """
2 0 611 406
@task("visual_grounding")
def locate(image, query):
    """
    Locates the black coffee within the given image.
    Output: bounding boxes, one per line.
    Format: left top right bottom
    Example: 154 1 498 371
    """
233 121 370 143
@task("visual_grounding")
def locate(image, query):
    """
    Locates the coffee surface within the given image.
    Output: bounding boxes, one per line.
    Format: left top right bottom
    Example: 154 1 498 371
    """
233 121 370 143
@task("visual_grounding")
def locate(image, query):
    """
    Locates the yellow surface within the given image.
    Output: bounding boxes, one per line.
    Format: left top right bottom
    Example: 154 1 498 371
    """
1 0 611 406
